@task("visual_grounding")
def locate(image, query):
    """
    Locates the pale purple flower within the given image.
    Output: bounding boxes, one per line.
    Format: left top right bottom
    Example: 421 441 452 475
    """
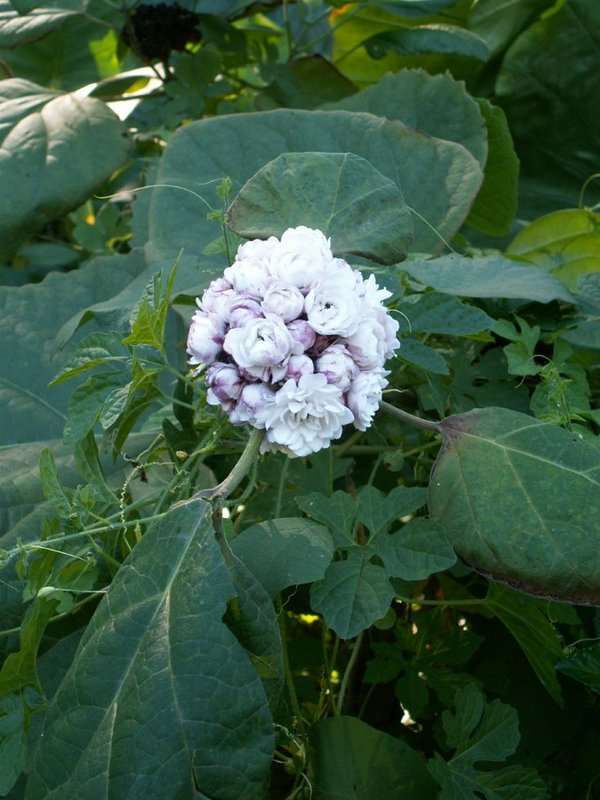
224 314 293 377
230 382 275 426
286 355 314 381
187 311 224 367
228 296 263 328
287 320 317 353
345 318 386 369
206 362 243 409
305 270 361 336
262 282 305 323
347 370 388 432
316 343 358 392
199 278 236 322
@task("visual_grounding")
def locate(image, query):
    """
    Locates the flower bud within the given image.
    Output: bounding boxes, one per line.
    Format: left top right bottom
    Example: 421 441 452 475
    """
287 320 316 353
224 314 293 371
286 355 314 381
316 343 358 391
345 318 386 370
347 370 388 432
230 381 275 426
199 278 236 322
228 296 263 328
206 362 243 408
187 311 224 367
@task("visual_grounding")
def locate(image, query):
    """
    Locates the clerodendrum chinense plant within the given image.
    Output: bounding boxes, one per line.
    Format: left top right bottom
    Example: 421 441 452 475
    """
0 0 599 797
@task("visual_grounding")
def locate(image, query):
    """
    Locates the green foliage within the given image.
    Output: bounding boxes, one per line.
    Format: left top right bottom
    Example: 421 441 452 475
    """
1 0 599 797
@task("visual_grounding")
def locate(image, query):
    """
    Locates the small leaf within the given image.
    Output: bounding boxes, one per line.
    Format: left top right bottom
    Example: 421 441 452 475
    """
357 486 428 539
398 338 449 375
310 550 394 639
227 151 414 264
230 517 335 596
296 491 357 548
365 25 490 63
38 449 71 519
397 293 493 336
377 518 456 580
556 642 600 693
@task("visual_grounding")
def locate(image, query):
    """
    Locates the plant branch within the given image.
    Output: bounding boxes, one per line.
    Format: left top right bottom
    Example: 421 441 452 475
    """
191 430 264 502
380 400 442 433
337 631 364 715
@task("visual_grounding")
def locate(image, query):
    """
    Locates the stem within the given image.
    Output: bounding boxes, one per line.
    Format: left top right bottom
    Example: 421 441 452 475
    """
278 603 304 727
191 430 264 502
380 401 442 433
337 631 364 715
275 458 290 517
396 594 486 607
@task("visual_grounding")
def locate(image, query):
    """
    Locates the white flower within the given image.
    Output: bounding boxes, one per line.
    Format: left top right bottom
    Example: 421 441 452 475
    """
224 314 293 378
228 296 263 328
305 270 362 336
316 343 358 391
286 355 314 381
273 226 334 292
347 370 388 432
345 318 386 369
206 362 243 409
187 311 224 367
224 238 279 297
262 282 305 323
259 373 353 457
375 306 400 359
199 278 236 322
230 382 275 426
357 273 392 309
287 320 317 353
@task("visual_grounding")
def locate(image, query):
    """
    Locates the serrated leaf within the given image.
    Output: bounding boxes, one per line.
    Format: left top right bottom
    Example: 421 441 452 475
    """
25 500 274 800
357 485 427 539
377 517 456 580
429 406 600 605
227 151 414 264
296 491 357 548
310 550 394 639
405 255 574 303
230 517 335 596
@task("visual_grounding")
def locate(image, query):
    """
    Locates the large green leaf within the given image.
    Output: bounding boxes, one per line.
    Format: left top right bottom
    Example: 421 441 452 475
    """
325 69 487 168
496 0 600 218
0 79 129 257
226 152 414 264
310 550 394 639
261 56 356 109
147 108 483 282
428 407 600 603
397 292 493 335
507 208 600 290
468 0 551 56
311 716 437 799
0 252 144 445
230 517 335 596
404 254 574 303
26 500 274 800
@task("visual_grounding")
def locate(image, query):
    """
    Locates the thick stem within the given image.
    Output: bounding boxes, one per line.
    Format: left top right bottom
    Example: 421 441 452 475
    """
380 400 442 433
192 430 264 502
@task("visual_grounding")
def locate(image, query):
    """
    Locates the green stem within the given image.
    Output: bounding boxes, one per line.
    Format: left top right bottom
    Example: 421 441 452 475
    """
337 631 364 715
380 401 442 433
278 603 304 727
191 430 264 502
396 594 486 607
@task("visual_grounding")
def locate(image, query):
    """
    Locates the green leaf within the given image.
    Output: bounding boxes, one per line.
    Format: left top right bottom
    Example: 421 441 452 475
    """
486 584 564 706
227 151 414 264
428 406 600 604
148 108 483 281
0 1 80 48
398 337 449 375
230 517 335 596
0 694 27 797
468 0 552 57
466 99 519 237
404 254 574 303
311 716 437 799
376 517 456 580
397 293 493 335
25 500 274 800
0 251 143 446
507 208 600 290
325 69 487 170
310 550 394 639
295 491 357 548
356 485 427 539
0 598 55 697
0 79 129 257
369 0 457 17
365 25 490 63
556 642 600 693
122 265 177 351
262 55 356 109
38 449 70 519
63 373 123 446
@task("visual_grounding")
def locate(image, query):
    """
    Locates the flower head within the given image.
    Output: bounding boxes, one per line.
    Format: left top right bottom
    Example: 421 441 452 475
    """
188 227 400 456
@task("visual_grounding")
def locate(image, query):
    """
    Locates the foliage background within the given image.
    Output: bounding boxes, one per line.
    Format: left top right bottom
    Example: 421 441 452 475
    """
0 0 599 797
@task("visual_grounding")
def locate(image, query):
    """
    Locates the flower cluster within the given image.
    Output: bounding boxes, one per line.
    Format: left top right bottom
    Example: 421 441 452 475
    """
187 227 399 457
